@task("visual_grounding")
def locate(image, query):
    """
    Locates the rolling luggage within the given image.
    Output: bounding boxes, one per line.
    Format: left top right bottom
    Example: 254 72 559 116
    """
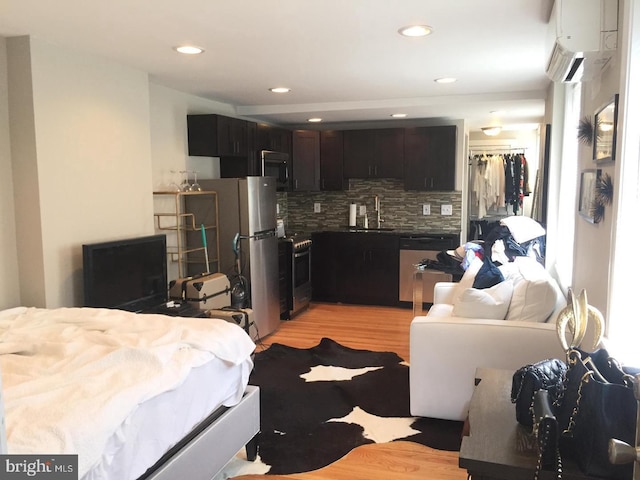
169 273 231 310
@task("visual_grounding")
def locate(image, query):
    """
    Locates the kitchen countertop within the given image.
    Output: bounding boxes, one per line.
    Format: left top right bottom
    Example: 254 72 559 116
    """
285 226 460 238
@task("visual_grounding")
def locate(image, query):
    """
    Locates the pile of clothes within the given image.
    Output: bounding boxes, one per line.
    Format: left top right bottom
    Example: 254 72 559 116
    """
418 216 546 280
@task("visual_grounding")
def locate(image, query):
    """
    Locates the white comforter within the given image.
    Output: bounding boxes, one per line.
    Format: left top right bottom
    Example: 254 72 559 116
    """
0 306 255 478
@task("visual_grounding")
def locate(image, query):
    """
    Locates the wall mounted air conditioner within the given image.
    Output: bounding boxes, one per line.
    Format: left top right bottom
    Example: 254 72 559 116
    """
546 0 618 83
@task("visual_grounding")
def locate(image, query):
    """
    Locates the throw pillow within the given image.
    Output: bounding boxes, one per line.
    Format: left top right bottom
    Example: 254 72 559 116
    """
499 216 546 244
473 257 505 289
452 280 514 320
501 257 558 323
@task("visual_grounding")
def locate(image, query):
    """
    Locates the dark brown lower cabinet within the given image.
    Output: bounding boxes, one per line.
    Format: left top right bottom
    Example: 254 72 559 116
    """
311 232 399 306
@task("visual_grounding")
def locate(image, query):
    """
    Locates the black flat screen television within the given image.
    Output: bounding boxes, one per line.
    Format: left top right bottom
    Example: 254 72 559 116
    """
83 234 168 312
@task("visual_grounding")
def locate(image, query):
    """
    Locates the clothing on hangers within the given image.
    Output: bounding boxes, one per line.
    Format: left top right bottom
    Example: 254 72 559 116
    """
503 153 530 214
470 153 506 219
468 147 530 219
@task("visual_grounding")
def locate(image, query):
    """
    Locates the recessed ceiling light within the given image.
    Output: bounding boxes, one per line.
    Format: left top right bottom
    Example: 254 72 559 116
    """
481 126 502 136
398 25 433 37
490 110 505 115
391 113 407 118
308 118 322 123
269 87 291 93
435 77 457 84
174 45 204 55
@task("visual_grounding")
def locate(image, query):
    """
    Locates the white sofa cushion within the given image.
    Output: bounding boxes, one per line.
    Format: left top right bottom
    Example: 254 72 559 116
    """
427 303 455 318
499 257 558 323
453 280 514 319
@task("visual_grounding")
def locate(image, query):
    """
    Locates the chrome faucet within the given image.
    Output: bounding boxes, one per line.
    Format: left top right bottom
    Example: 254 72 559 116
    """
374 195 383 228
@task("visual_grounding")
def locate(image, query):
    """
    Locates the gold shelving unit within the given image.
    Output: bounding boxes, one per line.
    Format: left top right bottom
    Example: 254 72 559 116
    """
153 190 220 278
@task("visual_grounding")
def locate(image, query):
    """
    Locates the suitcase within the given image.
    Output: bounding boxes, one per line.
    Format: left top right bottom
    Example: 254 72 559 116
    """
207 308 257 340
169 273 231 310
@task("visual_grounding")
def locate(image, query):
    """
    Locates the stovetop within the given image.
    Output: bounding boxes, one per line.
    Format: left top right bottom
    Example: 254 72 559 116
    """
279 232 312 250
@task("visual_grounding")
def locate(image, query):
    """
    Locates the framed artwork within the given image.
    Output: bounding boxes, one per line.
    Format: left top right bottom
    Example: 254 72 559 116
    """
578 169 601 223
593 94 619 163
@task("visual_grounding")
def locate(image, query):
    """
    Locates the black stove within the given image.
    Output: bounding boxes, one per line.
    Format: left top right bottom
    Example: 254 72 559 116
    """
278 234 312 319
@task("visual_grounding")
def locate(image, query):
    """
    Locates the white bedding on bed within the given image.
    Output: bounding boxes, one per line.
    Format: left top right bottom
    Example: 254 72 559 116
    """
0 306 255 479
83 354 253 480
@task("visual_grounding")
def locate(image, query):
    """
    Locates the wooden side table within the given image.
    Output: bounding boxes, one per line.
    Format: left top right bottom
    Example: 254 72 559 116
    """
459 368 599 480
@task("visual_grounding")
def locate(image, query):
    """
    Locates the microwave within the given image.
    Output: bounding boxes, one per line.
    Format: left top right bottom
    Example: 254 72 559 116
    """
260 150 291 191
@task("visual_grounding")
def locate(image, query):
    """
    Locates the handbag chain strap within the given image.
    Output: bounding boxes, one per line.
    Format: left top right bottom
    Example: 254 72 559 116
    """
534 420 563 480
564 371 591 436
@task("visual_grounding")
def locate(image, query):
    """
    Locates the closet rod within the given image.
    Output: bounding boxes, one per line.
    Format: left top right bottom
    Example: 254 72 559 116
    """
469 146 527 154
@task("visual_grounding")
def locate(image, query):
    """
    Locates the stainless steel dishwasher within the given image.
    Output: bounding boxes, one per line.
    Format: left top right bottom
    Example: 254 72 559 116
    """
398 234 460 304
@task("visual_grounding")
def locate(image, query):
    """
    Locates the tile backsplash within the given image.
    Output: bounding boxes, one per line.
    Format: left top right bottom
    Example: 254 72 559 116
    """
278 179 462 233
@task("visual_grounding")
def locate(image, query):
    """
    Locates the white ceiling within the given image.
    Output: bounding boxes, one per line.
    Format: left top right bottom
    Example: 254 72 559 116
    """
0 0 555 131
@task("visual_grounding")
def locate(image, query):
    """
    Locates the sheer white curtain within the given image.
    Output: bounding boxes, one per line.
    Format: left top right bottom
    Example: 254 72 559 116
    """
606 0 640 365
555 82 581 290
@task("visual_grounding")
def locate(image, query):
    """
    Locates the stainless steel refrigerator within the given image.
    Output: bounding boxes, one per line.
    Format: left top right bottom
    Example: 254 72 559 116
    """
196 177 280 338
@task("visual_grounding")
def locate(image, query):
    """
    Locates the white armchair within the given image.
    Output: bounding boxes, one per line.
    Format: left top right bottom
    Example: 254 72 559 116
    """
409 258 567 421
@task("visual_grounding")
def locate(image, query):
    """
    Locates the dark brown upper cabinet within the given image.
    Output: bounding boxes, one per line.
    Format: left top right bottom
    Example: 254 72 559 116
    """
343 128 404 179
187 114 249 157
403 126 457 191
292 130 320 191
291 130 345 191
319 130 344 191
256 123 292 156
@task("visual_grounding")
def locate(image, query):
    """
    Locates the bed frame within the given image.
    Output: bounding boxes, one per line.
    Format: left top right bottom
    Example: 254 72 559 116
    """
141 385 260 480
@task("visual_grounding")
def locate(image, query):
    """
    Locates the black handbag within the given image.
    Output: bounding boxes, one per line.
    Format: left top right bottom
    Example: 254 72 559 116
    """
558 348 637 480
511 358 567 427
532 389 562 479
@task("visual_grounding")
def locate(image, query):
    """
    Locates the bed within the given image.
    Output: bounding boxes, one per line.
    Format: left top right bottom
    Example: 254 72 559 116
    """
0 306 260 480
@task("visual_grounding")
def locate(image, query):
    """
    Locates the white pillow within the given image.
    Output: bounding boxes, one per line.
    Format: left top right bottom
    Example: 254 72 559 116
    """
452 280 514 320
453 256 483 304
501 257 558 323
499 216 546 244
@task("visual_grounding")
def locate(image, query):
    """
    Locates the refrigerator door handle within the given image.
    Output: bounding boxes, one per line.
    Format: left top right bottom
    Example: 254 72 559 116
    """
249 229 276 240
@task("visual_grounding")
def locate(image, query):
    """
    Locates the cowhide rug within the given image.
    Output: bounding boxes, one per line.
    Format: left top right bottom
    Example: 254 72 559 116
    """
218 338 463 477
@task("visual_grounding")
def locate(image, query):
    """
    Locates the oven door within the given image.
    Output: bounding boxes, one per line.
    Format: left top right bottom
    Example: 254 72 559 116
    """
292 247 312 315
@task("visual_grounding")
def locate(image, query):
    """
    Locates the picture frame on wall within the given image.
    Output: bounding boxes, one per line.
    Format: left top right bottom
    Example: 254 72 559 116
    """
578 169 601 223
593 94 619 163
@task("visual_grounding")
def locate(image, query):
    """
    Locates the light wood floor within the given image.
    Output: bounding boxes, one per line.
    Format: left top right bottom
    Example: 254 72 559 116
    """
234 302 468 480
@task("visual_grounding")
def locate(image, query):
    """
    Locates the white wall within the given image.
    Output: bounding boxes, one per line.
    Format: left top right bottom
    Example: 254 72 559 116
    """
571 18 623 317
2 35 261 307
148 82 242 280
6 36 46 307
7 36 155 307
148 82 238 190
0 37 20 309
